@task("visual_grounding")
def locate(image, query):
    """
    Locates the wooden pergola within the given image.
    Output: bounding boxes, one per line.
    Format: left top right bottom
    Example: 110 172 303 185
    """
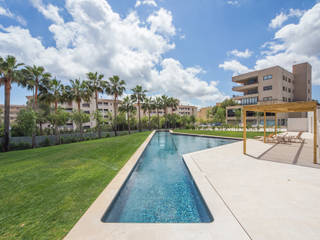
243 101 319 164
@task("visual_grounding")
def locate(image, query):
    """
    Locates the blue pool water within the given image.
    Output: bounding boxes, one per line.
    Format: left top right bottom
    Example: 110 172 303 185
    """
102 132 237 223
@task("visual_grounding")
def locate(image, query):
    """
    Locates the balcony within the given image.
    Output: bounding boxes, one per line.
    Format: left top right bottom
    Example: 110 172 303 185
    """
232 83 258 92
232 93 258 100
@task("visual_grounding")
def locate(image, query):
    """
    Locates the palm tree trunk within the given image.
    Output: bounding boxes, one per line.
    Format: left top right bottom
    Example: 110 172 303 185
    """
138 101 141 132
127 112 131 134
31 82 39 148
77 101 83 140
54 101 59 144
3 80 11 152
113 96 117 136
95 90 101 138
148 111 151 130
157 109 160 129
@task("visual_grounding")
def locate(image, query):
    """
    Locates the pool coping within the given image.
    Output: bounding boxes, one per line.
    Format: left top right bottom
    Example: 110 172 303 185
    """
169 130 243 141
64 130 250 240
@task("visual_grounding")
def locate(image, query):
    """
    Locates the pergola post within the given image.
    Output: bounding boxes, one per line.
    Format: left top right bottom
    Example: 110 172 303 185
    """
275 113 277 136
243 110 246 154
314 109 317 164
264 111 266 143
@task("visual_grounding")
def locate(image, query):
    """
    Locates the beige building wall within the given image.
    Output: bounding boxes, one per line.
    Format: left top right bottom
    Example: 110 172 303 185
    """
197 107 212 121
0 104 27 124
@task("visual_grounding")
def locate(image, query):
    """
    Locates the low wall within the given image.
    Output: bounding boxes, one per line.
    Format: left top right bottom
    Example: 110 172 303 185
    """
287 118 308 132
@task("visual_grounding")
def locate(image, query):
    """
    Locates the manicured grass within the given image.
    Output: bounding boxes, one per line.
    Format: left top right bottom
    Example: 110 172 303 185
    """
174 129 273 139
0 132 150 240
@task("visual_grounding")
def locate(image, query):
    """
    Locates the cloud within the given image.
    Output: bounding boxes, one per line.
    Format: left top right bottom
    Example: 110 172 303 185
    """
147 8 175 36
0 0 226 106
30 0 64 24
226 1 239 6
269 8 305 29
219 60 250 75
135 0 157 8
220 3 320 85
228 48 253 58
0 6 27 26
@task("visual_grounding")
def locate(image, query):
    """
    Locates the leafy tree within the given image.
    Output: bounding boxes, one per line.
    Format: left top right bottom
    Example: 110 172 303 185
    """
87 72 106 138
119 96 136 134
235 109 242 125
213 107 226 123
0 55 24 151
13 108 37 137
131 85 147 132
71 110 90 137
105 75 126 136
47 108 70 144
161 95 170 128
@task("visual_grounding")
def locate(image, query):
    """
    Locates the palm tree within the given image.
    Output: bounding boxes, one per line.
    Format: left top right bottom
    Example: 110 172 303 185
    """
154 97 163 129
0 56 24 152
161 95 170 129
66 79 92 138
23 65 51 147
131 85 147 132
168 97 179 128
40 78 65 143
87 72 106 138
142 97 154 130
105 75 126 136
119 96 136 134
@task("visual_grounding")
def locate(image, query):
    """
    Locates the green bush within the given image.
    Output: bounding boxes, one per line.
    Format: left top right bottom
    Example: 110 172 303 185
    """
40 137 51 147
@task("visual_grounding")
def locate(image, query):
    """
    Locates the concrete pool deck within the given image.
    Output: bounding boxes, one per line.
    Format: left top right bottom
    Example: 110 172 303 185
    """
65 132 320 240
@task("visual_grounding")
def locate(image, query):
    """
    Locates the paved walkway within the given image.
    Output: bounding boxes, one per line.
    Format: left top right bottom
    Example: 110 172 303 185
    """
184 139 320 240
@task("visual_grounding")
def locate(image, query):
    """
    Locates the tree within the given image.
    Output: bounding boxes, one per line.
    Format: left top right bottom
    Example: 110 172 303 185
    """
142 97 154 130
119 96 136 134
23 65 51 148
71 110 90 138
87 72 106 138
235 109 242 126
47 108 70 144
13 108 37 137
66 79 92 139
154 97 163 129
213 107 225 123
168 97 179 128
105 75 126 136
0 55 24 151
131 85 147 132
161 95 170 128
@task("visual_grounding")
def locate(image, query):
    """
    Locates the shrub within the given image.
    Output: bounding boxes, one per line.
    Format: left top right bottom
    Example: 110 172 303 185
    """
40 137 51 147
105 133 110 138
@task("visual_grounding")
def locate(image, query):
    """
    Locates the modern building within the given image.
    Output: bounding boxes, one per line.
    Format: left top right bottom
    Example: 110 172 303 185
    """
0 104 26 124
197 107 212 121
226 62 312 126
138 104 197 118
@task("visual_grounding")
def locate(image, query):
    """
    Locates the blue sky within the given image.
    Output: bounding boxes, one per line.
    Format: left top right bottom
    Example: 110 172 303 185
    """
0 0 319 107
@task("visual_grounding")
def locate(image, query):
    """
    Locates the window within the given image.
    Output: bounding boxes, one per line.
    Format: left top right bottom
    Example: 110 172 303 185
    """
283 86 287 91
84 110 90 114
288 78 291 83
82 103 90 107
263 75 272 80
263 85 272 91
288 98 291 102
288 88 291 93
104 102 108 106
283 75 285 80
263 97 272 101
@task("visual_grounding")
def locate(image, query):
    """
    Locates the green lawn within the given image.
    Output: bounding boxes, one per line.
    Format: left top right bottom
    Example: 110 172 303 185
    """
0 132 150 240
174 129 273 139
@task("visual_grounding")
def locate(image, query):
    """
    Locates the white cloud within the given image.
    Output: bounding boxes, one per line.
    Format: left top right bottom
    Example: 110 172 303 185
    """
0 0 226 106
30 0 64 24
147 8 175 36
228 48 253 58
135 0 157 8
219 60 250 75
227 1 239 6
220 3 320 86
269 8 305 29
0 6 27 26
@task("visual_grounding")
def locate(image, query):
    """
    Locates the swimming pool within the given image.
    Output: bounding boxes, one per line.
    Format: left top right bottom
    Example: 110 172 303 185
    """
102 132 237 223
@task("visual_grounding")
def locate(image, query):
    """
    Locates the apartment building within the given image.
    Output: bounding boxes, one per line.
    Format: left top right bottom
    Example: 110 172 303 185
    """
0 104 26 124
138 104 197 118
226 62 312 126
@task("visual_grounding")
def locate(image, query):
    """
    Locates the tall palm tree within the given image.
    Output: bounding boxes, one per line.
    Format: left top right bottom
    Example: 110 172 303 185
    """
40 78 65 143
87 72 106 138
142 97 154 130
66 79 92 138
131 85 147 132
154 97 163 129
161 95 170 129
119 96 136 134
105 75 126 136
23 65 51 147
0 56 24 152
168 97 179 128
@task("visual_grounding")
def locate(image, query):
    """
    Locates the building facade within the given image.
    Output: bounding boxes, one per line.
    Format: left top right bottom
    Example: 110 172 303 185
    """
226 62 312 126
0 104 27 124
